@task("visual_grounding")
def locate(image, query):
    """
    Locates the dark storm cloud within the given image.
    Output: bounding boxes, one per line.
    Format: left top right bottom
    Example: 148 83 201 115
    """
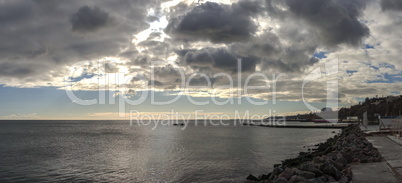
152 64 182 79
381 0 402 11
0 1 33 25
137 64 185 89
0 62 50 79
0 0 159 80
174 49 196 57
259 56 319 73
166 0 358 75
165 1 262 43
230 32 282 58
284 0 370 47
230 30 319 72
70 6 114 33
181 48 259 73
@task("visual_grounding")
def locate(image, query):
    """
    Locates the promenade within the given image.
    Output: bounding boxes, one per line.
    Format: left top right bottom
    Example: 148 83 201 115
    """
353 129 402 183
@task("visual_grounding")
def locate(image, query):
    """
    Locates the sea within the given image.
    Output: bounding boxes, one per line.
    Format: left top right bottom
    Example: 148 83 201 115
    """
0 120 340 182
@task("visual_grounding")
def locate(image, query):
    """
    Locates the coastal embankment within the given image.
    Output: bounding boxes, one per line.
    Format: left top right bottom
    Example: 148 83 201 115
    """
244 121 350 129
246 125 382 183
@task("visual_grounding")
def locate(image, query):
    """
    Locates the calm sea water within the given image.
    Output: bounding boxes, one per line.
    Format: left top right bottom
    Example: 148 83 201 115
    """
0 120 339 182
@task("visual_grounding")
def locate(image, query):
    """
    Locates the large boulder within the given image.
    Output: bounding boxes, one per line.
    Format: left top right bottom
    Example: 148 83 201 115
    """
274 177 288 183
288 175 307 183
320 161 342 180
297 170 316 179
298 163 324 177
278 167 295 180
246 174 258 181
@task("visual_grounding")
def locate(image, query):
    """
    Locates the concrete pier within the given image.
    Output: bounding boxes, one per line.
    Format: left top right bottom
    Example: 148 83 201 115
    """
352 135 402 183
257 122 350 129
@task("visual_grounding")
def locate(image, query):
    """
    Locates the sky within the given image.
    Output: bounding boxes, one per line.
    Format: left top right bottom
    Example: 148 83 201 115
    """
0 0 402 120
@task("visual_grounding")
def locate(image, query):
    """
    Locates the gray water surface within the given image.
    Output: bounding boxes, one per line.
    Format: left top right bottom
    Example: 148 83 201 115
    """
0 120 339 182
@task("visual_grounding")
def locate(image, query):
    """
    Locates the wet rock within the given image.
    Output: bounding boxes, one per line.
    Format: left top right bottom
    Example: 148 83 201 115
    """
278 167 295 180
320 161 342 180
274 177 288 183
342 166 353 181
339 175 349 183
246 174 258 181
258 174 269 180
336 152 344 159
297 170 316 179
299 163 324 177
247 125 382 183
342 153 354 163
316 175 328 182
336 157 348 165
267 172 278 181
288 175 307 183
313 156 325 164
325 174 337 182
329 159 344 171
274 164 281 168
374 155 382 162
307 177 326 183
273 167 283 176
324 146 333 154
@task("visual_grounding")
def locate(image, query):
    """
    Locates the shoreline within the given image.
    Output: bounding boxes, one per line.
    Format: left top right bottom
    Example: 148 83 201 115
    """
243 122 351 129
246 125 382 183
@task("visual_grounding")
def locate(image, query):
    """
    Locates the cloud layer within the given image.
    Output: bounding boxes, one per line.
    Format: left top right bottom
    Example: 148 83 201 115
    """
0 0 401 105
165 1 261 43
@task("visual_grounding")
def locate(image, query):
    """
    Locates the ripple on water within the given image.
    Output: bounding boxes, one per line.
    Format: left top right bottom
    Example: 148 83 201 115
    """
0 121 340 182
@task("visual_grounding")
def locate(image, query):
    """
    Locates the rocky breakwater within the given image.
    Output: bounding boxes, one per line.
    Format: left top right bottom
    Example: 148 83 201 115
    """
246 125 382 183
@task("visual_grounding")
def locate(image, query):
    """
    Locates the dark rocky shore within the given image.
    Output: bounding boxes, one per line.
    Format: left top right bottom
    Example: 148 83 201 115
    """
246 125 382 183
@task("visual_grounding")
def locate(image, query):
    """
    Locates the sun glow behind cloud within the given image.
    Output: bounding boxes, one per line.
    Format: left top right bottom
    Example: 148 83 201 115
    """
0 0 402 119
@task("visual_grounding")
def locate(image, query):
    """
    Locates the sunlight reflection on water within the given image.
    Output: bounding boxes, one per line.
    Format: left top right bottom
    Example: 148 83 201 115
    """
0 120 339 182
